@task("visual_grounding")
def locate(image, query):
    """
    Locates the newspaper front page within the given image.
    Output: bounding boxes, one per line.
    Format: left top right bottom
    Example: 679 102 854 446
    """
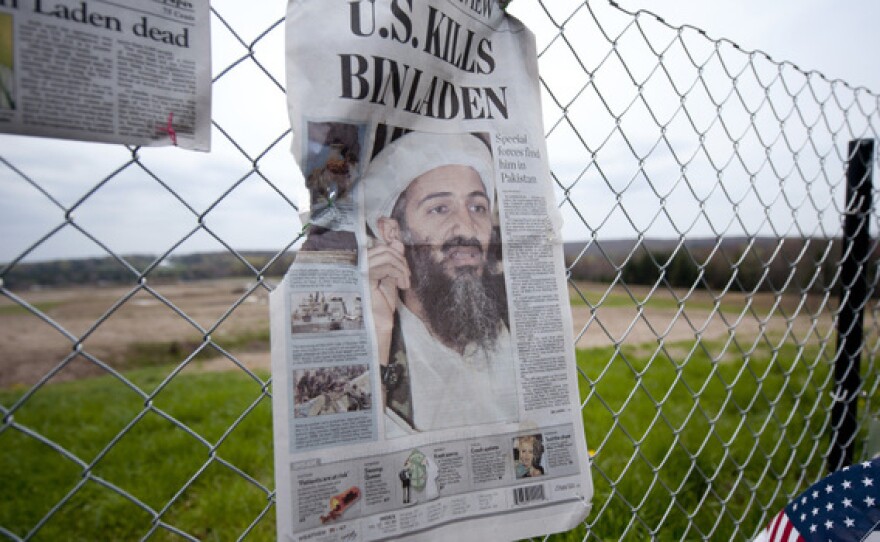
271 1 592 540
0 0 210 150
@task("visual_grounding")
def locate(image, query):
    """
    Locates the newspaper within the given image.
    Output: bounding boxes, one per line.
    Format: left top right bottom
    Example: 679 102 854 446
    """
271 1 592 540
0 0 210 151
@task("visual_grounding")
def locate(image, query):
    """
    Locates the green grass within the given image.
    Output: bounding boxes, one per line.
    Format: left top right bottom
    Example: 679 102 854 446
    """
0 301 60 316
1 368 275 541
120 329 270 369
563 338 841 541
0 337 857 541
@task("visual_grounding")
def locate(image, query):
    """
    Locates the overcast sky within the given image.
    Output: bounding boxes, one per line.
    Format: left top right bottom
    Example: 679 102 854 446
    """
603 0 880 91
509 0 880 248
1 0 877 264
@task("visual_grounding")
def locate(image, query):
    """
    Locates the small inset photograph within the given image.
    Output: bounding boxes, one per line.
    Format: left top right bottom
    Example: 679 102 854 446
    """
0 12 15 111
513 434 545 479
320 486 361 524
294 242 359 264
294 364 371 418
398 449 440 505
291 291 363 334
304 121 365 206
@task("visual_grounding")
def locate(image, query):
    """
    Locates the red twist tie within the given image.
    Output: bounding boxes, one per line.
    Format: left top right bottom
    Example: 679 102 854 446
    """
158 112 178 146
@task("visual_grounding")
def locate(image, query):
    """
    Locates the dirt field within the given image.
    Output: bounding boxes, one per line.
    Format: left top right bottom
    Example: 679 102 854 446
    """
0 279 837 388
0 279 273 388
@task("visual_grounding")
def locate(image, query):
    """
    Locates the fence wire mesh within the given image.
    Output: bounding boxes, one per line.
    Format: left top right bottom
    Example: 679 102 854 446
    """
1 0 878 540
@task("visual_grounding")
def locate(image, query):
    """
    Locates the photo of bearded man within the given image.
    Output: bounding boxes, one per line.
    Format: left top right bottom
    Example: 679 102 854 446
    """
363 130 518 435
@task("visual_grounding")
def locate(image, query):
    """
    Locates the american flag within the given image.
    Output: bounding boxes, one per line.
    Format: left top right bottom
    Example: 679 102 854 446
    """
755 457 880 542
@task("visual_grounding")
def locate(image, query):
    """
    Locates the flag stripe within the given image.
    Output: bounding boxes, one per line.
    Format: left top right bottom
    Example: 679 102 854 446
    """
780 520 798 542
765 511 802 542
767 511 785 541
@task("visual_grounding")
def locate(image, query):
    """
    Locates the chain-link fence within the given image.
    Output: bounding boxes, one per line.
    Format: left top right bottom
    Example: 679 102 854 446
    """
1 0 878 540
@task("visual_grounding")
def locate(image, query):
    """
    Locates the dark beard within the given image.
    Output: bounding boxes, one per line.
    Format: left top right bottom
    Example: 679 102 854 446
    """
405 235 508 354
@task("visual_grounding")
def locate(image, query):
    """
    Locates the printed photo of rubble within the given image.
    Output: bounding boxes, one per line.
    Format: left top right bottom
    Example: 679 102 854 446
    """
293 364 372 418
291 291 364 334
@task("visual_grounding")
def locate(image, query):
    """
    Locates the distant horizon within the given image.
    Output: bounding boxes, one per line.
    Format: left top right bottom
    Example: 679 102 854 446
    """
2 233 859 267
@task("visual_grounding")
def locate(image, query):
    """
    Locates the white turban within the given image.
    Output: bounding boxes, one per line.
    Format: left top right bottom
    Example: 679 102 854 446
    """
361 131 494 235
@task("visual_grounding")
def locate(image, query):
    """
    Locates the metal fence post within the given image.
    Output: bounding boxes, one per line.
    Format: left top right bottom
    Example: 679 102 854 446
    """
829 138 875 471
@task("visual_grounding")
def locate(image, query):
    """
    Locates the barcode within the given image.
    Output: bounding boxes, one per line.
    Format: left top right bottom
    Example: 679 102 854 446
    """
512 484 545 505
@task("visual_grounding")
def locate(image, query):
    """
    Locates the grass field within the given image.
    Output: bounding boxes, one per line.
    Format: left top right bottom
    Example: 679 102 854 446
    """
1 368 276 541
571 339 838 540
1 280 871 540
1 337 846 541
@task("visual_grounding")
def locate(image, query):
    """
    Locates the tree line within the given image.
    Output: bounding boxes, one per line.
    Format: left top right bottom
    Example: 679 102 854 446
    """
5 238 876 297
2 251 296 290
567 237 879 296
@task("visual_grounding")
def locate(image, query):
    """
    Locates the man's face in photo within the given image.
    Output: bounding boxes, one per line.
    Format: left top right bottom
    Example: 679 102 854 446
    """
399 164 493 279
391 164 506 354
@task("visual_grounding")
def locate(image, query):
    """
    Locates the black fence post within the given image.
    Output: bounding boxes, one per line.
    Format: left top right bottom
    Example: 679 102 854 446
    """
828 138 875 472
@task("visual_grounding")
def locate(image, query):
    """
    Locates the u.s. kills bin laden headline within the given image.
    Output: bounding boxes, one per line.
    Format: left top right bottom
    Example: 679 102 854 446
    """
339 1 509 121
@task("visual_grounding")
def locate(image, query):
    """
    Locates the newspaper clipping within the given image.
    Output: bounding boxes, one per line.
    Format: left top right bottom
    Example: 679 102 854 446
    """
0 0 211 150
271 1 593 540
